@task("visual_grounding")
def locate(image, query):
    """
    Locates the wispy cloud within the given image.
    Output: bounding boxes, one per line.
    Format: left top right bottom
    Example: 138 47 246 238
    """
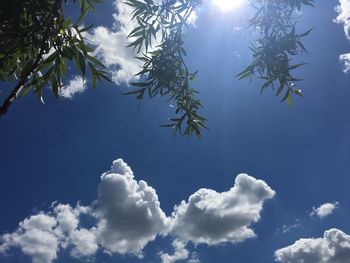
188 252 201 263
60 76 87 99
335 0 350 39
339 53 350 73
0 159 275 263
276 219 301 234
159 243 200 263
159 239 189 263
310 202 339 219
335 0 350 72
275 228 350 263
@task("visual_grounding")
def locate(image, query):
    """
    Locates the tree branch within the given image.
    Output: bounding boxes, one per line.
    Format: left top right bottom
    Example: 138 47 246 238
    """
0 0 62 116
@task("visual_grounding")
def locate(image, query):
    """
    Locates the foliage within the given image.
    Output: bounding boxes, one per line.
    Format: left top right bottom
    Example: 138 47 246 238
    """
237 0 314 107
124 0 207 138
0 0 315 138
0 0 110 115
126 0 314 138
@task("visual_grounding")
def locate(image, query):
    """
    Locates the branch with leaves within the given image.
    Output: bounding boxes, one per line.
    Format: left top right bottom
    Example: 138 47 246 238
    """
126 0 315 139
124 0 207 138
0 0 110 116
237 0 314 107
1 0 315 138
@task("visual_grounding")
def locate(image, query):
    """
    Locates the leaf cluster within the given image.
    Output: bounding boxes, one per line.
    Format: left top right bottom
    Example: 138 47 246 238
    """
237 0 314 107
0 0 109 113
125 0 206 138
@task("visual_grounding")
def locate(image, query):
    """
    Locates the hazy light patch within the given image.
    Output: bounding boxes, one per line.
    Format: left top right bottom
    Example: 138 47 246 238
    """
212 0 245 12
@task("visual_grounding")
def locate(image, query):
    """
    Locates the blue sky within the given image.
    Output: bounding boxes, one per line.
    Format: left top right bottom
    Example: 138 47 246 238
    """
1 1 350 263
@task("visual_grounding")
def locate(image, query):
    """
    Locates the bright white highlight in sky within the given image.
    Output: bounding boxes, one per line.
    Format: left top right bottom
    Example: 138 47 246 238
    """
213 0 245 12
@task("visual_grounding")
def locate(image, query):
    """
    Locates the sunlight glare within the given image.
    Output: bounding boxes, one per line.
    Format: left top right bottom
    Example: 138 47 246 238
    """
213 0 245 12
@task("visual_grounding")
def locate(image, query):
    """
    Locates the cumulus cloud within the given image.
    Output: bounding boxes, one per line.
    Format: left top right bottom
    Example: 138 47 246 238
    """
335 0 350 72
0 159 275 263
0 214 59 263
275 228 350 263
170 174 275 245
95 159 169 255
59 76 87 99
159 174 275 262
69 228 98 258
310 202 339 219
0 204 95 263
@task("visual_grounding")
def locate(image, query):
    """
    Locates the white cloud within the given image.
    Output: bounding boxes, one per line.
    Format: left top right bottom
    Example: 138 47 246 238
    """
188 251 201 263
0 214 59 263
0 204 96 263
0 159 275 263
95 159 170 255
159 239 189 263
275 228 350 263
60 76 87 99
85 1 198 84
277 221 302 234
45 0 199 98
340 53 350 73
69 228 98 258
335 0 350 39
84 1 143 84
54 203 80 235
310 202 339 219
335 0 350 72
169 174 275 245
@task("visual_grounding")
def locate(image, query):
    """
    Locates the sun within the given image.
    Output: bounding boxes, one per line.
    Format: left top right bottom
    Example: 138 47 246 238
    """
213 0 245 12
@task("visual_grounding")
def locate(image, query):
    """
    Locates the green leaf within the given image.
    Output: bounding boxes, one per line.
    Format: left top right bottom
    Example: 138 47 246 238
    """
129 82 151 87
287 93 292 107
289 63 307 70
20 58 34 78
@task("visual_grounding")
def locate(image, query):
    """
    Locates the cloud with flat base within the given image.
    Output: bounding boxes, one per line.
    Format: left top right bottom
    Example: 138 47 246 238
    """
275 228 350 263
0 159 275 263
